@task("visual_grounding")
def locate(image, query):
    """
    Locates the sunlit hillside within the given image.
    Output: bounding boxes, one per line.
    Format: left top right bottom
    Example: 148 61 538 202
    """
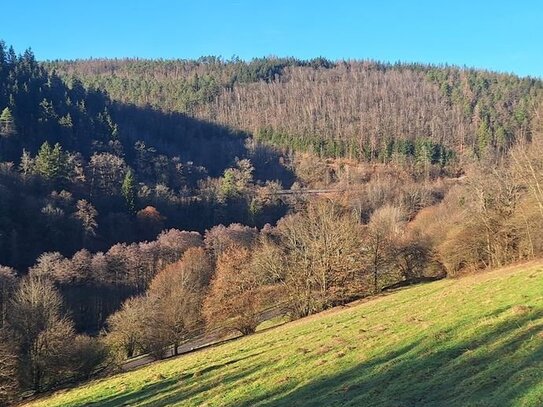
26 263 543 407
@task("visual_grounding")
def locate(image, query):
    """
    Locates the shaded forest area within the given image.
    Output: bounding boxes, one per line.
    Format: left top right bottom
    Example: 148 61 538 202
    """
0 44 293 271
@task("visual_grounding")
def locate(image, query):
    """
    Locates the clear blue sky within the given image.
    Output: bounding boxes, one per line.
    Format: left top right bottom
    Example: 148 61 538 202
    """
3 0 542 77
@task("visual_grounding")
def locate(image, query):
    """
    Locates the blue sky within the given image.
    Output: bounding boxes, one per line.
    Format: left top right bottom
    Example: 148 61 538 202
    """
2 0 542 77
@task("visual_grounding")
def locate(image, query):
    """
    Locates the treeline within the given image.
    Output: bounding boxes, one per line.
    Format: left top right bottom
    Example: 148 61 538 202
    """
256 129 455 175
49 57 542 164
45 56 334 113
0 39 294 176
0 41 252 174
0 198 441 403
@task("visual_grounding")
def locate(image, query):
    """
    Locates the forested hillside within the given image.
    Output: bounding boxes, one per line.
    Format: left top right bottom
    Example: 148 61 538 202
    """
49 58 542 163
0 43 292 271
1 40 543 405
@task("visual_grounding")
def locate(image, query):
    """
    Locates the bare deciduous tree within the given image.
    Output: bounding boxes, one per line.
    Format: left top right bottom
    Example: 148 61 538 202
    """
106 296 147 359
204 223 258 261
0 267 16 328
204 246 264 335
365 204 405 292
0 333 18 406
258 200 365 318
146 247 212 355
7 275 97 391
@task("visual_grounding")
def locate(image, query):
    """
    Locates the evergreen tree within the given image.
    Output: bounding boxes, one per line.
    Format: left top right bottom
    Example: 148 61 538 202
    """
34 142 68 181
0 40 6 70
121 169 137 214
6 46 16 66
476 120 492 157
0 107 15 136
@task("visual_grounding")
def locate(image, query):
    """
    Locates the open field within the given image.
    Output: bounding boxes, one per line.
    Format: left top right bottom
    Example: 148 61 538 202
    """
25 262 543 407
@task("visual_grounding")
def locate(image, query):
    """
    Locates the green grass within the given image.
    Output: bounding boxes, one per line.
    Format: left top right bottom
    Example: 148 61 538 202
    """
25 263 543 406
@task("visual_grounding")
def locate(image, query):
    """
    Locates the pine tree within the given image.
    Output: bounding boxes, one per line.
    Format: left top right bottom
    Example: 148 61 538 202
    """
58 113 73 128
0 40 6 70
476 120 492 157
6 46 16 66
34 142 68 181
0 107 15 136
121 169 137 214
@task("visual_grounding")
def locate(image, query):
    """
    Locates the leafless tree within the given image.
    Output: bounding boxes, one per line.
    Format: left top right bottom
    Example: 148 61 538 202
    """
0 332 18 406
0 267 16 328
365 204 405 292
204 246 264 335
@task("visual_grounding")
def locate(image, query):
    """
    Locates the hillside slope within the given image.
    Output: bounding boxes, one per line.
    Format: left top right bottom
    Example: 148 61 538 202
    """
49 59 543 161
26 263 543 407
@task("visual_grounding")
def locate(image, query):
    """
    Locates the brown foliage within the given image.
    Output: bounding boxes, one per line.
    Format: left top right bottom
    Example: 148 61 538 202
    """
107 247 213 359
436 165 523 275
148 247 212 355
136 206 165 240
203 246 264 335
204 223 258 261
156 229 203 265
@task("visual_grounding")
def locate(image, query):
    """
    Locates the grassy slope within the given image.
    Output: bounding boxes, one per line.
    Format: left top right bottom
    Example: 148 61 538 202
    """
26 263 543 407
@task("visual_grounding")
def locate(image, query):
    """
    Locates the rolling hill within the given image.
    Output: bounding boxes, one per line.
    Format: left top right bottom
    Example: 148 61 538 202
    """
24 262 543 407
48 58 543 161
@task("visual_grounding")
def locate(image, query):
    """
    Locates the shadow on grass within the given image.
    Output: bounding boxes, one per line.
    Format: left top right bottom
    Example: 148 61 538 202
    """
85 307 543 407
251 308 543 407
87 351 266 407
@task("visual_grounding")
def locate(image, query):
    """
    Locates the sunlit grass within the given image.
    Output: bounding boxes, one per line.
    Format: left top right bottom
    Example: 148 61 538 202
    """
25 263 543 406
